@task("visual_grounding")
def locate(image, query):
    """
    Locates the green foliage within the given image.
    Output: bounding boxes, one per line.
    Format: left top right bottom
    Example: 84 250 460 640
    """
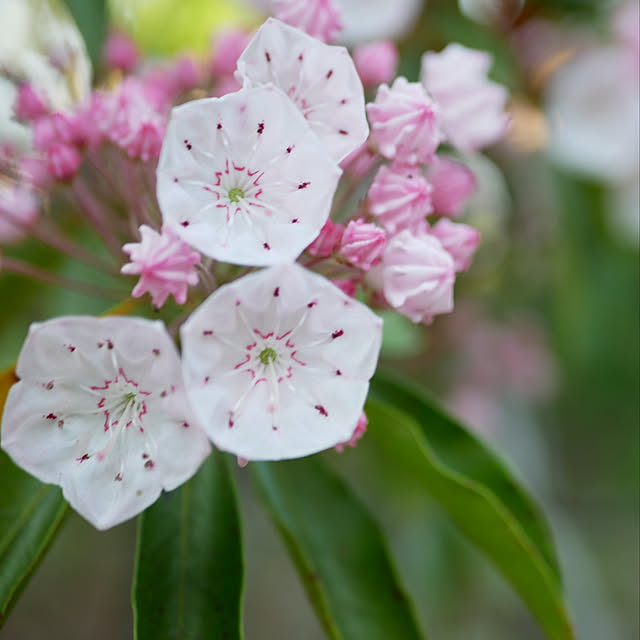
0 452 67 627
62 0 108 70
366 374 574 640
252 457 424 640
132 450 243 640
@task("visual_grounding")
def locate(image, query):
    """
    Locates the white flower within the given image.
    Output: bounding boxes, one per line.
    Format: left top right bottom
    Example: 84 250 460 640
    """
156 85 341 266
236 18 368 163
180 263 383 460
1 316 211 530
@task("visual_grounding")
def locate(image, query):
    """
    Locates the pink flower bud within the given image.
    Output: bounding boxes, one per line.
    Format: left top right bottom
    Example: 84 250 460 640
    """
0 182 39 244
339 219 387 270
210 28 252 76
331 277 358 297
47 143 82 181
429 218 481 271
121 225 201 308
14 84 47 121
335 412 368 452
307 219 345 257
103 31 139 72
273 0 343 43
421 43 510 151
367 77 442 164
340 142 378 179
353 41 398 88
382 229 455 324
427 156 477 217
368 163 432 233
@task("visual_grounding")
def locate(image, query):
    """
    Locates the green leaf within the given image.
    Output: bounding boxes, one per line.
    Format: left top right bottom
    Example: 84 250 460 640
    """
0 452 68 627
252 457 424 640
132 450 243 640
367 374 574 640
61 0 108 70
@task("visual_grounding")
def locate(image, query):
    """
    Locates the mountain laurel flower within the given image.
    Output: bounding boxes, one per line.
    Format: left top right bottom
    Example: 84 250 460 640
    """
339 218 387 270
0 316 211 530
306 218 344 257
429 218 481 271
156 85 341 266
368 163 433 233
427 155 477 217
180 263 383 461
421 43 510 151
382 229 455 324
335 411 367 452
121 225 201 308
236 18 369 163
353 40 398 88
272 0 343 43
367 77 442 164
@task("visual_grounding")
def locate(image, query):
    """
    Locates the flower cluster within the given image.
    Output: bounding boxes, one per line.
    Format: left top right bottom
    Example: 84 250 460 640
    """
0 13 509 529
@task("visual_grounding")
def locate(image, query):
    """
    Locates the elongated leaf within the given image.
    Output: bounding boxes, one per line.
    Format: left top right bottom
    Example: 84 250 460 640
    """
132 451 243 640
0 452 68 627
252 457 423 640
371 373 561 577
367 376 574 640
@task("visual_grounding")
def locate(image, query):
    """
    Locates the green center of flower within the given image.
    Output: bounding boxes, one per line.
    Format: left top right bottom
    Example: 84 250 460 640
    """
228 187 245 203
259 347 277 365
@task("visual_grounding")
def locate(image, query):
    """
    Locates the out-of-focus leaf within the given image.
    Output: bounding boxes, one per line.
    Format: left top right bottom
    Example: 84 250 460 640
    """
132 451 243 640
0 451 68 627
367 374 574 640
61 0 108 70
252 457 424 640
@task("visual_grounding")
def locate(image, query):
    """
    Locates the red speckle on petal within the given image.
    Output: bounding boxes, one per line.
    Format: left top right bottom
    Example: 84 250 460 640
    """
307 300 317 308
326 69 333 79
331 329 344 339
182 421 189 428
114 473 123 482
263 242 271 250
314 405 328 417
144 459 155 469
181 220 189 227
257 121 264 134
338 129 348 135
44 380 54 390
297 181 310 189
65 344 76 352
286 145 293 154
152 348 160 356
203 330 213 336
298 53 303 61
45 412 57 420
336 369 342 376
184 139 192 150
77 453 90 463
265 50 271 62
291 218 299 223
273 287 280 297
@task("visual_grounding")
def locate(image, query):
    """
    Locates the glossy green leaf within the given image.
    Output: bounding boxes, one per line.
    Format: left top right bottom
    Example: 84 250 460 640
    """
132 451 243 640
367 374 574 640
252 457 424 640
0 451 68 627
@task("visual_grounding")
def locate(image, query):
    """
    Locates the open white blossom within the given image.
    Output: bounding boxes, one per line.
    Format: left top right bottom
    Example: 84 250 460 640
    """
180 263 383 460
236 18 369 163
156 85 341 266
1 316 211 530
